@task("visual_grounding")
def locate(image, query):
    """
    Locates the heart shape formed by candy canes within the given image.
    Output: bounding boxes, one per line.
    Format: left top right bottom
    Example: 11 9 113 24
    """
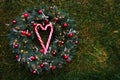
34 23 54 54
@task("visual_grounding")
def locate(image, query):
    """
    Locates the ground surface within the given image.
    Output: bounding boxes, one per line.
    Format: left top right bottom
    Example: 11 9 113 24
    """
0 0 120 80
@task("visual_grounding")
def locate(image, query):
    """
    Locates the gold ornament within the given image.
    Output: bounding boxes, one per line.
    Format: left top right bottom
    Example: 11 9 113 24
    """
20 50 24 53
36 56 39 60
59 16 62 19
53 22 56 25
24 51 28 54
57 12 60 15
31 64 35 69
27 62 30 64
21 58 25 62
36 17 40 21
42 16 44 19
58 26 61 28
24 41 28 44
15 27 20 30
59 33 62 36
42 22 45 26
59 64 62 67
22 18 25 21
67 49 70 53
14 39 18 42
52 12 55 15
37 66 41 69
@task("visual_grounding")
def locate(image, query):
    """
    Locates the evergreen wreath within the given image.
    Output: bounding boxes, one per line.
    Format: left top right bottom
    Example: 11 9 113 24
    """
10 5 79 74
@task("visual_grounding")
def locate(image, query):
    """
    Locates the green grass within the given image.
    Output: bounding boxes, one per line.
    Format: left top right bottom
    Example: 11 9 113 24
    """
0 0 120 80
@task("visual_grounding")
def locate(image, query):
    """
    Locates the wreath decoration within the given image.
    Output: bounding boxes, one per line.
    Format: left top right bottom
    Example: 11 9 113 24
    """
10 5 79 74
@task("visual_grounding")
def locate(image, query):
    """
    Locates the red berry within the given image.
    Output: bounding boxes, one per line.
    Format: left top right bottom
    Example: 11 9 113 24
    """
75 40 79 44
51 66 56 70
21 31 26 35
27 33 32 37
49 6 54 10
63 55 69 60
68 33 74 38
40 64 44 68
32 23 37 27
52 50 57 56
60 41 64 45
54 17 59 22
14 44 19 48
15 54 19 60
38 10 43 14
32 70 37 74
66 59 72 63
12 19 17 24
45 19 49 24
24 13 29 18
62 15 65 18
40 48 44 53
63 23 68 27
30 56 36 61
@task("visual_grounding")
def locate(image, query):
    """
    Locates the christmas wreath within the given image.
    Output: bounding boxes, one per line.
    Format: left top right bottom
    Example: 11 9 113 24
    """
10 5 79 74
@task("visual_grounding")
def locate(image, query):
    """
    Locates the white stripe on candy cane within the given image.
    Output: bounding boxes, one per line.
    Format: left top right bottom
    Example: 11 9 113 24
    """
34 23 54 54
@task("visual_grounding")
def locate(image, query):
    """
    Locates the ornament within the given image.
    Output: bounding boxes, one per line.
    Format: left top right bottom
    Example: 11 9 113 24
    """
30 56 36 61
32 70 37 74
27 33 32 37
59 40 64 45
32 23 37 27
21 31 26 35
14 43 19 48
36 17 40 21
66 59 72 63
51 50 57 56
63 23 68 27
74 40 79 44
15 27 20 30
62 15 65 18
40 48 44 53
68 33 74 38
34 23 54 54
40 63 44 68
54 17 59 22
63 55 69 60
51 66 56 70
38 10 43 14
20 50 24 53
15 54 19 60
24 13 29 18
49 6 54 10
12 19 17 24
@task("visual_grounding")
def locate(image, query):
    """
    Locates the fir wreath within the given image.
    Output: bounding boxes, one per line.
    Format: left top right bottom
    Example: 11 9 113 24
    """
10 5 79 74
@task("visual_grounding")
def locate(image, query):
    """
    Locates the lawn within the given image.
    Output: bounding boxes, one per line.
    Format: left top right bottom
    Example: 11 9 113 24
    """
0 0 120 80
